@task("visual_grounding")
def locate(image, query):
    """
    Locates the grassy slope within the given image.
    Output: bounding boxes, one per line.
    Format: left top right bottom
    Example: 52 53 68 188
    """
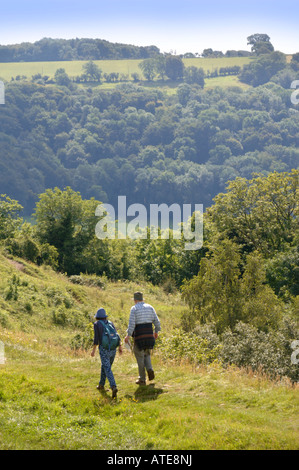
0 251 298 450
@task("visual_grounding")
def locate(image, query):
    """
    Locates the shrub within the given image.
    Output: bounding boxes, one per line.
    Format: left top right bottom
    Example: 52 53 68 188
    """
0 311 10 328
69 274 106 289
4 275 19 301
45 287 73 309
52 306 69 326
158 328 221 366
220 321 299 383
70 323 94 350
24 302 33 314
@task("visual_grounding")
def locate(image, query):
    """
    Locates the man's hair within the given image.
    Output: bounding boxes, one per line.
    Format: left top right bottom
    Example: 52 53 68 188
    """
134 292 143 301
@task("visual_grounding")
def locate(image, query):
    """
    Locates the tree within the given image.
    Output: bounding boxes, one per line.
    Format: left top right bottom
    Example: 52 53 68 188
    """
138 59 156 81
54 68 71 86
182 241 281 333
82 61 102 82
290 52 299 71
131 72 140 82
247 34 274 55
266 246 299 298
0 195 23 240
154 56 167 80
184 66 205 87
239 51 286 86
165 56 185 81
34 187 101 274
182 240 243 333
208 170 299 257
253 42 274 55
202 49 214 58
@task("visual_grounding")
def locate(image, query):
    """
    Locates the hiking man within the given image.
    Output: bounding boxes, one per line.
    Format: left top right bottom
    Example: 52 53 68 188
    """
124 292 161 385
91 307 122 398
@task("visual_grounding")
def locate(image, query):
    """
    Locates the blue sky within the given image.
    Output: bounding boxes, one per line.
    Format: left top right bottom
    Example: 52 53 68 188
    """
1 0 298 54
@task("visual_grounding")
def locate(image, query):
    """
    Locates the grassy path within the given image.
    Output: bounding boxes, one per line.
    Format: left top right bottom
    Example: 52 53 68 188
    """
0 254 298 450
0 341 298 450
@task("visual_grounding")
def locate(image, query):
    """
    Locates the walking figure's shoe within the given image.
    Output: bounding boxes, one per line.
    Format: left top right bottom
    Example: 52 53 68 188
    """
112 386 118 398
147 369 155 381
135 379 146 385
97 385 105 391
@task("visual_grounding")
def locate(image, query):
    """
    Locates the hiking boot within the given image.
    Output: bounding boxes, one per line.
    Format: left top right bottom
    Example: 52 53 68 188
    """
147 369 155 381
135 379 146 385
112 386 118 399
97 385 105 391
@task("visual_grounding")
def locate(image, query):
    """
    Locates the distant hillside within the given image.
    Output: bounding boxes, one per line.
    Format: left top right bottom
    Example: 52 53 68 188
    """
0 68 297 215
0 37 161 62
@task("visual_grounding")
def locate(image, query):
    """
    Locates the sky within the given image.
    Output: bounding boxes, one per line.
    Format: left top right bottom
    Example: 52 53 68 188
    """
1 0 298 54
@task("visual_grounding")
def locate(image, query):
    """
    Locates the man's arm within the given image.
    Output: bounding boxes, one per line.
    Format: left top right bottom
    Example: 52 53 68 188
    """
152 309 161 335
125 307 136 343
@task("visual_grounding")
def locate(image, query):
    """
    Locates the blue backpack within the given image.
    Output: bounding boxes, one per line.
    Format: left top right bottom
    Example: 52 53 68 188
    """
99 320 120 351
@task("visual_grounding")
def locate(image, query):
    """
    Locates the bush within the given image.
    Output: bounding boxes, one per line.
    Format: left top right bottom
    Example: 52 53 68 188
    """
24 302 33 314
178 317 298 382
69 274 106 289
219 321 299 383
52 306 69 326
70 323 94 350
45 287 73 309
4 275 19 301
0 311 10 328
158 328 221 366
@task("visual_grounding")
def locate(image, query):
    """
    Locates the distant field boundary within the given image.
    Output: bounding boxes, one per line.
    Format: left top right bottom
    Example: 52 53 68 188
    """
0 57 254 83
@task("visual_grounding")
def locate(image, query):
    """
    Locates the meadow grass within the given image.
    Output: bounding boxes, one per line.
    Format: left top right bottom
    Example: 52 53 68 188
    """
0 251 298 450
0 56 253 84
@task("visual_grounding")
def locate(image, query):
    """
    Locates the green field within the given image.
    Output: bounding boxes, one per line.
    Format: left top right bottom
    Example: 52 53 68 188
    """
0 252 298 450
0 56 253 83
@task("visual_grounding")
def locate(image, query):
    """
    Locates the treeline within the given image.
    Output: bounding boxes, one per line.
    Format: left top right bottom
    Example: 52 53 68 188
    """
0 37 161 62
1 171 297 301
0 33 279 65
0 37 254 63
137 57 241 83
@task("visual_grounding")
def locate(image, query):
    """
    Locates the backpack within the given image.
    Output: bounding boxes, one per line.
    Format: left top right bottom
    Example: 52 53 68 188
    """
99 320 120 351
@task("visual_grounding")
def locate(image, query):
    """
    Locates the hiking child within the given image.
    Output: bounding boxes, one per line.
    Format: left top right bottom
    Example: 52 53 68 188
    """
91 308 122 398
124 292 161 385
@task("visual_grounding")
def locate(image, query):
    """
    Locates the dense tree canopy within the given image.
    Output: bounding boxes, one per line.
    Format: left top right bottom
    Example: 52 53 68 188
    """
0 72 298 217
0 38 161 62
